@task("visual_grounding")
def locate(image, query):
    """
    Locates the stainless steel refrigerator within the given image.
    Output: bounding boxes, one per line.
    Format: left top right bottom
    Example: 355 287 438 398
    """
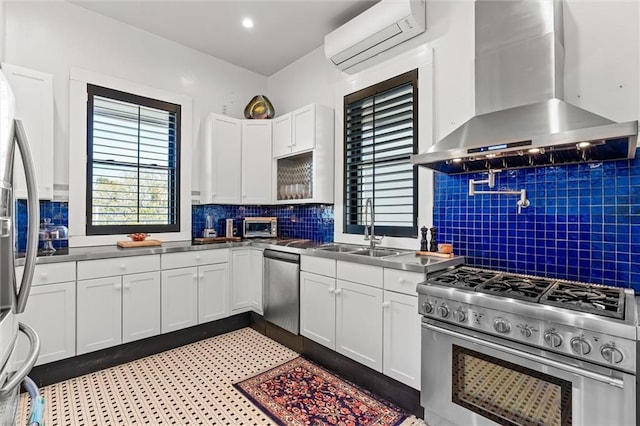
0 68 42 424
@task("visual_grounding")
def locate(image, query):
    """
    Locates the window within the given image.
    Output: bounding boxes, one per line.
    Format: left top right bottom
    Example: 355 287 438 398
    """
344 69 418 238
86 84 180 235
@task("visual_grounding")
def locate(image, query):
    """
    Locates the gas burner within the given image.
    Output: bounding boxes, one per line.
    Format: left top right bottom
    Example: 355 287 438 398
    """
428 267 500 289
476 275 555 302
540 281 625 319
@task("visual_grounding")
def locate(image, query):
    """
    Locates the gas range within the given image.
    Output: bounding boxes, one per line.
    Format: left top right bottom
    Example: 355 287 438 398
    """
417 266 637 373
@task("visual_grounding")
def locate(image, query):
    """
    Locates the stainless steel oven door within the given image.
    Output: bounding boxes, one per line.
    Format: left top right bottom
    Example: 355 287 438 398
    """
421 320 636 426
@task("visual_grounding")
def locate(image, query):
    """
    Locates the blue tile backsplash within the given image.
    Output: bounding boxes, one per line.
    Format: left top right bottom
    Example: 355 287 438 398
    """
433 151 640 291
15 200 69 252
192 204 334 243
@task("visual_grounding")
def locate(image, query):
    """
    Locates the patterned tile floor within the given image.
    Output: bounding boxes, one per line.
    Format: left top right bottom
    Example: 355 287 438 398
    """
18 328 426 425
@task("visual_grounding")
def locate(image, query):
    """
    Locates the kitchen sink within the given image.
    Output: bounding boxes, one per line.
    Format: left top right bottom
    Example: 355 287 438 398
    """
316 244 362 253
350 248 403 258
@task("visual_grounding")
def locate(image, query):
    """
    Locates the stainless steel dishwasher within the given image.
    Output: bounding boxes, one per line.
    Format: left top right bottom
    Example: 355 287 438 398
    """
263 249 300 335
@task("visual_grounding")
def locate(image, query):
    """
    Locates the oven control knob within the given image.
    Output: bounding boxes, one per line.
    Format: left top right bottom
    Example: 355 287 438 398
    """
570 336 592 356
543 330 563 348
453 308 466 323
493 318 511 334
438 305 450 318
520 325 534 338
600 343 624 364
422 301 434 314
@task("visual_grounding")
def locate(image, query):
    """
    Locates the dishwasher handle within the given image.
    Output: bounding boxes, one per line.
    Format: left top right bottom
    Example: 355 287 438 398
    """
263 249 300 264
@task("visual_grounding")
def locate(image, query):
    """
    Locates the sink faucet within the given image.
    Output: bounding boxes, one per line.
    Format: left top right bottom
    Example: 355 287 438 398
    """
364 198 383 249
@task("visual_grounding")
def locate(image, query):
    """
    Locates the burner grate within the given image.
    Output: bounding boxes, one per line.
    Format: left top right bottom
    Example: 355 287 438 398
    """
428 267 501 289
540 281 625 319
475 275 556 303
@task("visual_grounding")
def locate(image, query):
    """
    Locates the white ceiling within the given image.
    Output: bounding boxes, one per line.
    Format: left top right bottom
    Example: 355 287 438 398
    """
72 0 379 77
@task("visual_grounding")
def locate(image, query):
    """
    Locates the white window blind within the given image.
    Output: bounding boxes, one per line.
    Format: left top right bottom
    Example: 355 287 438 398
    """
344 70 417 238
87 85 180 235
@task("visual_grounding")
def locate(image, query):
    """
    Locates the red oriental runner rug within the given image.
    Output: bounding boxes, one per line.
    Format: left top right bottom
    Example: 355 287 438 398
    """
234 357 408 426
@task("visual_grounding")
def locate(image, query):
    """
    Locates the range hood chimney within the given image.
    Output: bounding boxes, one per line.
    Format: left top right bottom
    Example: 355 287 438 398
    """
411 0 638 174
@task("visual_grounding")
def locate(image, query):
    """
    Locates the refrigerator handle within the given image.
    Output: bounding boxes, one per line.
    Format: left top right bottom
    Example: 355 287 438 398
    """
0 322 40 395
14 119 39 314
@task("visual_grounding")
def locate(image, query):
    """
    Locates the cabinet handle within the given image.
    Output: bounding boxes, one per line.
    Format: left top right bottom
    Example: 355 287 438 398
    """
328 288 335 294
199 274 204 279
382 302 391 309
123 283 131 290
196 254 201 261
398 278 407 284
193 275 198 281
114 283 121 290
334 288 342 295
119 264 126 270
40 272 48 280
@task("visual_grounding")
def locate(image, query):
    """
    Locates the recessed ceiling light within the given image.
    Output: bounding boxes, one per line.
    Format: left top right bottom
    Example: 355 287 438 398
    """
528 148 541 153
452 158 462 163
242 18 254 29
577 141 591 149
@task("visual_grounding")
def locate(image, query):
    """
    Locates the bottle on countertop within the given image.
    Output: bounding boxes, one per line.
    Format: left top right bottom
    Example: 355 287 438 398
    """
429 227 438 252
420 226 428 251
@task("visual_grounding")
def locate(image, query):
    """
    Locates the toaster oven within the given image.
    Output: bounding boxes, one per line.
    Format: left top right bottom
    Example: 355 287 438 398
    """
243 217 277 238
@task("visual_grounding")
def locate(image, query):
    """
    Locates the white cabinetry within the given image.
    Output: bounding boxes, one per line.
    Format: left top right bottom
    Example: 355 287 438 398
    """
274 104 334 204
201 114 242 204
161 249 230 332
1 63 54 199
249 248 264 314
241 120 273 204
300 270 336 348
336 279 383 372
76 255 161 355
230 248 252 313
15 262 76 365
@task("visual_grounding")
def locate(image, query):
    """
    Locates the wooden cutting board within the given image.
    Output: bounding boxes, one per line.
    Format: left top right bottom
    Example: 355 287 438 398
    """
415 251 454 259
193 237 242 244
117 239 163 248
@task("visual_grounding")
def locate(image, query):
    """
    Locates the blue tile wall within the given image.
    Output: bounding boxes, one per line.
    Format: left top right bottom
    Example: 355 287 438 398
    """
15 200 69 252
433 152 640 291
192 204 334 243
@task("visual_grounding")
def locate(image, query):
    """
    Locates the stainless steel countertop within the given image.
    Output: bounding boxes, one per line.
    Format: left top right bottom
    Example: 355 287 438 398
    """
15 239 464 274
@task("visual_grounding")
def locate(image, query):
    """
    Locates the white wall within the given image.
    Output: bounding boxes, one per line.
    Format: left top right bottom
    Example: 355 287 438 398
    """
267 0 640 249
0 0 5 62
4 0 267 199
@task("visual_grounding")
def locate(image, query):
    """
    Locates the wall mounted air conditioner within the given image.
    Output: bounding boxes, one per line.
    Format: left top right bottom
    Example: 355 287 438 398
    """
324 0 426 73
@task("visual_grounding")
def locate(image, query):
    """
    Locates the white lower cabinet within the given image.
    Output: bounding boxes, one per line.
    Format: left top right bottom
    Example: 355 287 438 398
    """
249 249 264 314
300 271 336 348
198 263 230 323
161 267 199 333
230 249 253 313
77 271 161 355
77 276 122 355
383 290 420 389
335 279 383 372
122 272 161 343
16 281 76 365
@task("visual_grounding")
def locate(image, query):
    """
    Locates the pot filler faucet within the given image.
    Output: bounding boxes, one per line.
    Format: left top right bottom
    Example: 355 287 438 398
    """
364 198 383 249
469 170 530 214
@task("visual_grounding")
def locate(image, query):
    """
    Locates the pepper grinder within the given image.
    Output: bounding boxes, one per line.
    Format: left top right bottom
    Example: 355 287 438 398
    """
429 227 438 252
420 226 428 251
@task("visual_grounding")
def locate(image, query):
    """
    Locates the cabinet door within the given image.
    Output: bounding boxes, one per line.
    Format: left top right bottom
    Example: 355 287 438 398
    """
383 291 421 389
272 113 292 158
336 279 383 372
241 120 273 204
209 114 241 204
249 249 264 314
198 263 229 323
230 249 252 312
161 268 198 333
300 272 336 349
77 276 122 355
1 63 54 199
291 104 315 154
122 271 161 343
16 281 75 365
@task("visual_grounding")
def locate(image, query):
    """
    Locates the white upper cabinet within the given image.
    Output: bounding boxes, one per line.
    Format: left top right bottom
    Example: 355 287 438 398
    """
201 114 242 204
241 120 273 204
272 104 333 159
272 113 292 158
1 63 54 199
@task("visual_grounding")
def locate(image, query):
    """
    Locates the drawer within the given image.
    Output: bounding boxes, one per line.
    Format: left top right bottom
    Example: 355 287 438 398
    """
383 268 424 296
336 261 383 288
161 249 229 270
77 255 160 280
301 255 336 277
16 262 76 286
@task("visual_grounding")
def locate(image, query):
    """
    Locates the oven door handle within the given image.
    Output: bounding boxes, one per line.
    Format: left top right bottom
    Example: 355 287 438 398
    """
422 322 625 389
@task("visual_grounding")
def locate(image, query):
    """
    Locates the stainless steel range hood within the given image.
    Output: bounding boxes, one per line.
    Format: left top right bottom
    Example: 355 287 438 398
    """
411 0 638 174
